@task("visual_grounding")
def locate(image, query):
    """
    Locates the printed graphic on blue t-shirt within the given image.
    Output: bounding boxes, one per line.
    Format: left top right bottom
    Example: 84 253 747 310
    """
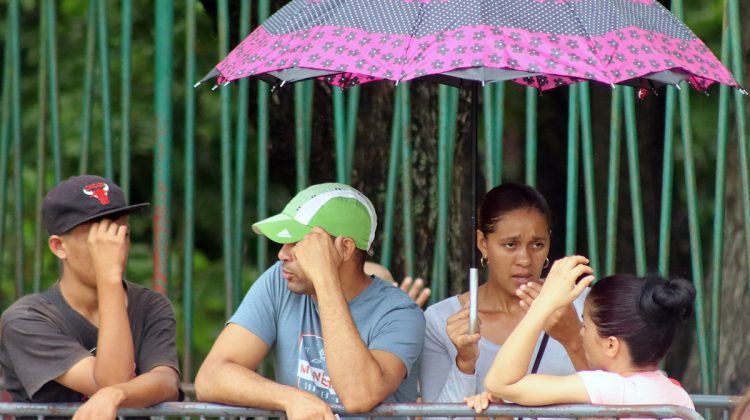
297 333 338 403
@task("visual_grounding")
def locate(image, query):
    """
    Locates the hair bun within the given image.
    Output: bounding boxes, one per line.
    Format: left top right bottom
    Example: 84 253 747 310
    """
639 277 696 322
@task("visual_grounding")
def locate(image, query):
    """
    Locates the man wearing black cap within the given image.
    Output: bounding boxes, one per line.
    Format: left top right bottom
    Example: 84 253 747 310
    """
0 175 181 419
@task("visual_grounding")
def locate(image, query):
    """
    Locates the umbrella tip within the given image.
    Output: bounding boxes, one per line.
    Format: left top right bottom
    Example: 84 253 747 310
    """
610 83 616 90
193 81 202 88
211 84 219 91
741 89 749 96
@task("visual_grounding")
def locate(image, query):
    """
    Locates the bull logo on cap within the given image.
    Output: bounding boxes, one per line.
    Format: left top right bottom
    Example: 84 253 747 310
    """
83 182 110 205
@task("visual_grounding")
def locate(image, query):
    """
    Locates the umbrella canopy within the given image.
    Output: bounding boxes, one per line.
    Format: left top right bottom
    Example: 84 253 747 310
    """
201 0 739 92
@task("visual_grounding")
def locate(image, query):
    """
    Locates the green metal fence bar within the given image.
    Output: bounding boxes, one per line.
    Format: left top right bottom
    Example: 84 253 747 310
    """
678 84 711 392
399 84 414 277
346 85 360 179
604 89 622 276
119 0 132 199
432 85 451 303
483 84 496 188
153 0 174 294
45 0 61 184
578 83 600 277
295 82 312 190
709 22 733 395
79 0 96 175
379 88 403 269
565 84 579 255
182 0 197 382
492 82 505 186
622 89 646 275
33 10 49 294
256 0 270 271
233 0 252 310
96 0 113 180
10 0 24 298
333 87 347 184
658 87 677 277
525 87 537 187
726 0 750 298
218 0 234 316
446 88 459 190
0 19 12 285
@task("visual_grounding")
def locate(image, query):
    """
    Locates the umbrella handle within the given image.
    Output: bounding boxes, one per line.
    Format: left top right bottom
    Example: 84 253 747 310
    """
468 268 479 334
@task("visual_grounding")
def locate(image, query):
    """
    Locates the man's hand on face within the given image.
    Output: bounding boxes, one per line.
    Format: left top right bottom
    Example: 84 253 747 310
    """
292 226 346 288
87 218 129 285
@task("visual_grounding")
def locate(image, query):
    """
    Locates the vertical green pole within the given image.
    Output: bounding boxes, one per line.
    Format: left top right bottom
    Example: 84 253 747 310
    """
672 0 711 392
182 0 197 382
153 0 173 295
97 0 113 179
9 0 23 298
295 82 312 190
45 0 61 183
605 89 622 276
483 84 495 188
492 83 505 186
79 0 96 175
120 0 132 199
346 85 360 179
400 84 414 277
658 87 677 277
727 0 750 300
622 90 647 275
565 85 579 255
256 0 270 270
333 87 347 184
380 88 402 269
579 83 600 277
679 83 711 392
525 87 537 187
709 26 732 397
0 24 12 283
218 0 234 316
33 8 49 293
233 0 251 309
432 85 450 303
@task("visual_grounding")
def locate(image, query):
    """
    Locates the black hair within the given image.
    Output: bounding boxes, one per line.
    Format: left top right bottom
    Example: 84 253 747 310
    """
587 274 696 366
478 183 552 235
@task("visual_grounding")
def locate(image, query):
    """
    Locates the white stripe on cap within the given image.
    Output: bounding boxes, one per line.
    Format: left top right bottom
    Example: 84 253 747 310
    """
294 190 376 248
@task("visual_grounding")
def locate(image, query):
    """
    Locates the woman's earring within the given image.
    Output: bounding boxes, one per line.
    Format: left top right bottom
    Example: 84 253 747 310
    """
543 258 550 268
480 255 488 268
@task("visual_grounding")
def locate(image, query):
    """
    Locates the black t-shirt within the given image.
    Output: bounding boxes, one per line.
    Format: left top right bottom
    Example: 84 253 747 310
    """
0 280 180 405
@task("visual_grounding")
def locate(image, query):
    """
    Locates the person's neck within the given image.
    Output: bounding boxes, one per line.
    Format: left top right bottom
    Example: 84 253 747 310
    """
58 272 99 321
607 360 660 377
479 276 524 315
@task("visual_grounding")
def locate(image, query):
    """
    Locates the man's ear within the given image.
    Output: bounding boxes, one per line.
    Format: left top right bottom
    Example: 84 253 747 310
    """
48 235 66 260
339 237 358 261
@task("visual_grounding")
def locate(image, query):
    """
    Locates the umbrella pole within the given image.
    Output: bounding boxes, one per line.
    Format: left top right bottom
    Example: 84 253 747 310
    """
468 82 480 334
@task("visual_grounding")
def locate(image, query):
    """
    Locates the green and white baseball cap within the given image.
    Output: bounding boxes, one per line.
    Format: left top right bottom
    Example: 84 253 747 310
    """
252 183 377 251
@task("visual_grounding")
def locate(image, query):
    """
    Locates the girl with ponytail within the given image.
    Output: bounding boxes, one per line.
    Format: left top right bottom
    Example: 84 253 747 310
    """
466 256 696 412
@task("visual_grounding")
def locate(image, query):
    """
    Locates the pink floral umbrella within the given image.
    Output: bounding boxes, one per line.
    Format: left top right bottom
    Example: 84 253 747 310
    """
200 0 739 92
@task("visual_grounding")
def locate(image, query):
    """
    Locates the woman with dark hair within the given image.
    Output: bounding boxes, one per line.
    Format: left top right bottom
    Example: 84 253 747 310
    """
420 183 588 407
466 256 696 411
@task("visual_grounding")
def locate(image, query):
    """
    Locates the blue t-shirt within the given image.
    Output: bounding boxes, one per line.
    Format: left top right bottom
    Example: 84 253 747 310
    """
229 261 426 404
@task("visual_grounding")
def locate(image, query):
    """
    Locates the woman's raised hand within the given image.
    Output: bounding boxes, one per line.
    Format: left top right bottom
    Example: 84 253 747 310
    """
534 256 593 312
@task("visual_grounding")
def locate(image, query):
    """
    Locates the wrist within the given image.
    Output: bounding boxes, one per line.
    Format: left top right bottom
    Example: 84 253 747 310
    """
455 355 478 374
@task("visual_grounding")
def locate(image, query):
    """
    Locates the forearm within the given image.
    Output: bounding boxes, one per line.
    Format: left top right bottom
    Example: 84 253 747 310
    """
315 283 388 410
195 359 300 411
108 368 180 408
484 305 549 394
561 336 589 370
95 283 135 386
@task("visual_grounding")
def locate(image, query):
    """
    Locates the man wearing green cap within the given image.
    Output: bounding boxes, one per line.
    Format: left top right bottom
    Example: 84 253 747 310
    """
196 183 425 419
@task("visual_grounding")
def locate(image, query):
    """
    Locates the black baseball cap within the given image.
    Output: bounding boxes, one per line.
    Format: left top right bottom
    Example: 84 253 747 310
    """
42 175 150 235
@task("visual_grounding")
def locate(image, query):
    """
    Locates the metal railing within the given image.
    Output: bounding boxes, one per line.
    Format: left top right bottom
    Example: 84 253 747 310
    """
0 402 709 419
